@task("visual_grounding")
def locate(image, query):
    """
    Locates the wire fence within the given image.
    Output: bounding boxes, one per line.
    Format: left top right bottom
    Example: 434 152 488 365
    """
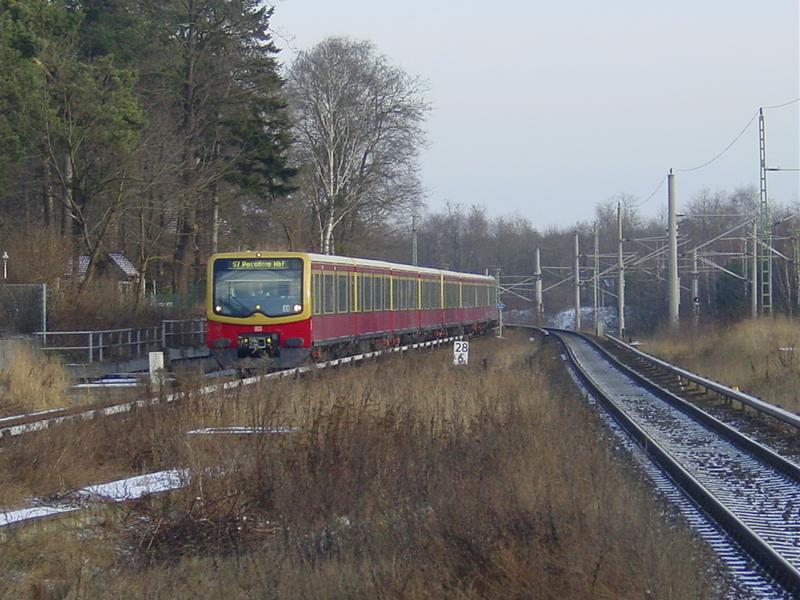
0 283 47 336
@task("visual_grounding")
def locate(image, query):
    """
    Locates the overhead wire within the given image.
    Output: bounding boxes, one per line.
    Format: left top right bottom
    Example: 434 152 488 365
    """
632 175 666 208
675 111 759 173
629 97 798 209
762 97 800 110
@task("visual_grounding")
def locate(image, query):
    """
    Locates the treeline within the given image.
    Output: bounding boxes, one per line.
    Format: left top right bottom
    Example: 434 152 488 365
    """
1 2 796 331
0 1 426 295
399 188 799 331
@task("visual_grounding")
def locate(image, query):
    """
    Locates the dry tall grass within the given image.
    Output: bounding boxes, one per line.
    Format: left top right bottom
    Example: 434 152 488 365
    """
644 316 800 413
0 334 721 598
0 342 70 414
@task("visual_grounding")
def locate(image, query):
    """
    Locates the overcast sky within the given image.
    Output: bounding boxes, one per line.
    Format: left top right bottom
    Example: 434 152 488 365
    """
270 0 800 228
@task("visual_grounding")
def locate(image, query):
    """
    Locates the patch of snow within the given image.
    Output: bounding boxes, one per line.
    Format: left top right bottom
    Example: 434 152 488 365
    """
0 505 79 527
77 469 188 501
549 307 617 331
186 426 296 436
0 468 189 528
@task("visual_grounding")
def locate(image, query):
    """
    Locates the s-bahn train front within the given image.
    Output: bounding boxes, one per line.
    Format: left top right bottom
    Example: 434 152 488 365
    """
206 252 312 367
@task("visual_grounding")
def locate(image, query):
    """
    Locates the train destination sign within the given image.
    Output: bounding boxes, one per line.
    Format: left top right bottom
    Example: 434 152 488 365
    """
229 259 290 270
453 340 469 365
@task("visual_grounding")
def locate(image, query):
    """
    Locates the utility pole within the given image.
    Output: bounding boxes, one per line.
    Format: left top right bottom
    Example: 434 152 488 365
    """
534 247 543 322
593 223 600 336
751 220 758 319
691 249 699 330
617 202 626 338
574 230 581 331
411 214 418 266
668 169 680 330
758 108 772 314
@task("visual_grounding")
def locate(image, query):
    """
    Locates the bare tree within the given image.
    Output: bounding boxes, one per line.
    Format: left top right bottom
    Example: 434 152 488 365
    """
288 37 429 254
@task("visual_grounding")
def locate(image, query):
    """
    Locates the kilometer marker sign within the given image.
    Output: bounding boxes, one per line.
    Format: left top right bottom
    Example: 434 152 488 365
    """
453 340 469 365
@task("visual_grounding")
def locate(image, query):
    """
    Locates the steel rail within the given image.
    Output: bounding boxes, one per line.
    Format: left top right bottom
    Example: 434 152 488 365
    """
605 334 800 430
0 336 463 439
539 327 800 594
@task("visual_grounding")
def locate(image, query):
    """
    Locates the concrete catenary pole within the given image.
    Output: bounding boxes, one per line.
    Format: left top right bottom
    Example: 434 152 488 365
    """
691 250 699 330
751 220 758 319
574 231 581 331
534 247 543 322
617 202 626 338
593 223 600 335
794 234 800 314
411 214 418 266
494 267 503 337
668 170 680 330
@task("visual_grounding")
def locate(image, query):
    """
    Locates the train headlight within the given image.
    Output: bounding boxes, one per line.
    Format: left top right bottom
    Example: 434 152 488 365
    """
293 304 302 312
255 304 261 310
215 305 222 312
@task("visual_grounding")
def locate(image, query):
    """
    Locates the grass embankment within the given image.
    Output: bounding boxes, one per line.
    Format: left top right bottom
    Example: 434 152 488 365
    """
0 342 71 415
643 317 800 414
0 333 717 599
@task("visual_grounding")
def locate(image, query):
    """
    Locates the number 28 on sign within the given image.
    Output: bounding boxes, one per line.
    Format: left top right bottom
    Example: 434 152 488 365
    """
453 340 469 366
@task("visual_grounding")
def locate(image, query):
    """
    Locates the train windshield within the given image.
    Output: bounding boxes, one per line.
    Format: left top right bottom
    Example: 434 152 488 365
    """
213 257 303 318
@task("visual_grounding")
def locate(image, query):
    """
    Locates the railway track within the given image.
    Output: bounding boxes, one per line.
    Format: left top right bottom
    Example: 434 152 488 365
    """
538 327 800 598
0 336 463 440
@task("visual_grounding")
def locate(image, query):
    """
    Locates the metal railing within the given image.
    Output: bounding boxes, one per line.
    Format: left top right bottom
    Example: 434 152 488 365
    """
605 334 800 430
33 319 206 364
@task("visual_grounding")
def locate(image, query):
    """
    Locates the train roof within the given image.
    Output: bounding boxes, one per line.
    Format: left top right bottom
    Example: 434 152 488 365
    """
211 251 495 282
306 253 494 281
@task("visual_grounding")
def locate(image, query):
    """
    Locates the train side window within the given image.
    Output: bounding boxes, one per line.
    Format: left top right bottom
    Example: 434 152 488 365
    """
384 278 391 310
352 274 358 312
323 273 335 314
450 282 458 308
363 275 373 311
375 275 384 311
337 273 349 313
313 273 322 315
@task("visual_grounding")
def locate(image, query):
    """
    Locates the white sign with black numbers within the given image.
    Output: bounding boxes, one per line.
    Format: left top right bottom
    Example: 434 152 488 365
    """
453 340 469 365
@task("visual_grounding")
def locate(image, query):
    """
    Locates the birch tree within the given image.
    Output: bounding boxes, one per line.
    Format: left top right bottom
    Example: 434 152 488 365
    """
288 37 429 254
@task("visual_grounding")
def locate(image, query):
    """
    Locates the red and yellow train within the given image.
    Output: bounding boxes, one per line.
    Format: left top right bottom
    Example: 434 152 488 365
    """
206 251 498 367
